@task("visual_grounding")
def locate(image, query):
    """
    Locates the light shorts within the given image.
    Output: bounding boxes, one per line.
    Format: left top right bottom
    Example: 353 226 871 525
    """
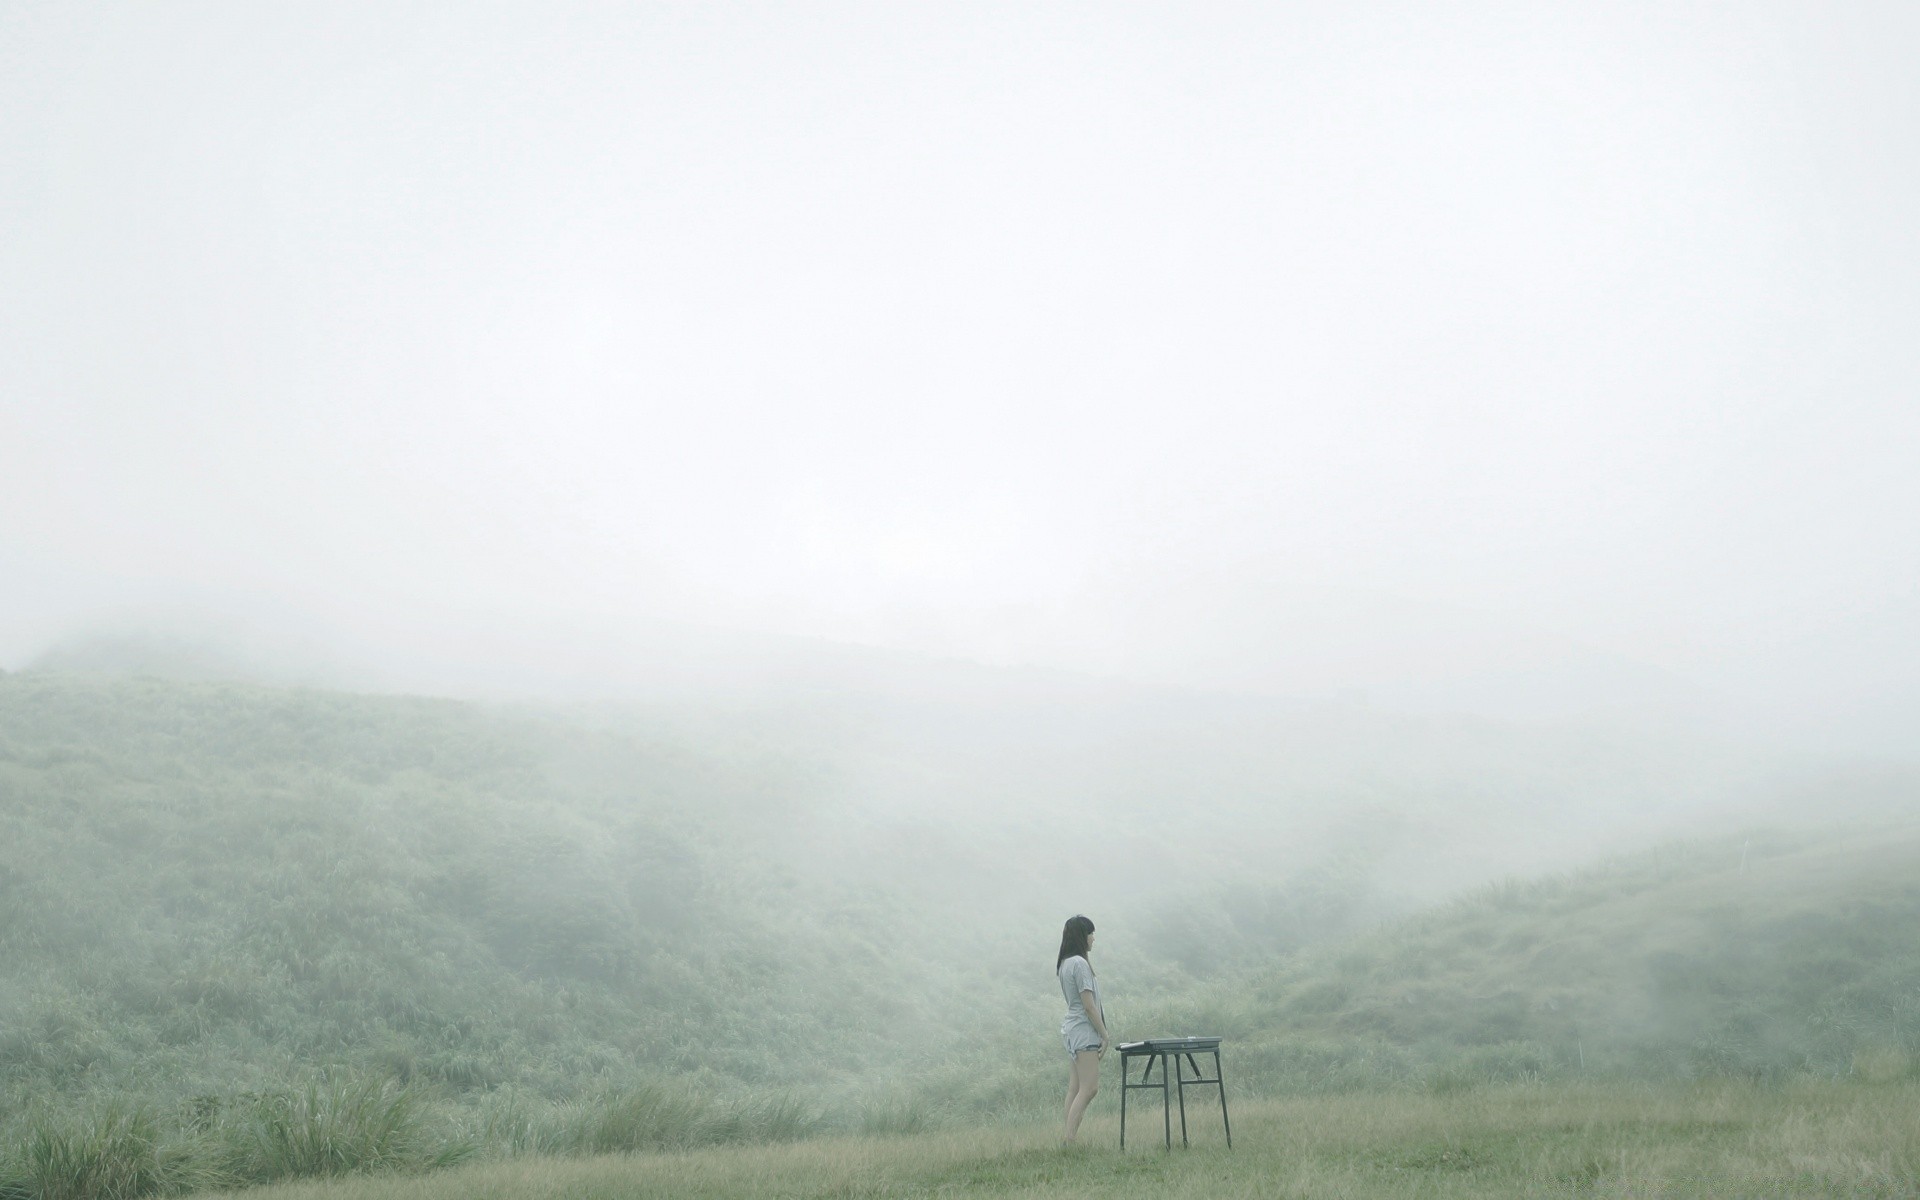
1062 1024 1104 1058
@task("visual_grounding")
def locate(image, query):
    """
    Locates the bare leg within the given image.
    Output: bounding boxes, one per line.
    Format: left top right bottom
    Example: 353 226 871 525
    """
1063 1050 1101 1142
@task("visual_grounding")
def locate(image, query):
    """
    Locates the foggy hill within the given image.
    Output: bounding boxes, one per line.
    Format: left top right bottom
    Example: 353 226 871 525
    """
1126 825 1920 1094
4 664 1911 1109
5 662 1920 1196
12 626 1831 906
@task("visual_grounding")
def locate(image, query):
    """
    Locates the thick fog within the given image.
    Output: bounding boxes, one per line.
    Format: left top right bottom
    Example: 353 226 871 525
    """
4 2 1917 756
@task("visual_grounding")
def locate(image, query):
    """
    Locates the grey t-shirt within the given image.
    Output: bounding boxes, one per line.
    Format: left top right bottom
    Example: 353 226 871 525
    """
1058 955 1103 1032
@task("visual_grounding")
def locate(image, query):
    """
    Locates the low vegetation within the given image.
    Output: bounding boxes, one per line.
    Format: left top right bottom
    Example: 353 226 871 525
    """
2 671 1918 1196
162 1081 1920 1198
1149 824 1920 1094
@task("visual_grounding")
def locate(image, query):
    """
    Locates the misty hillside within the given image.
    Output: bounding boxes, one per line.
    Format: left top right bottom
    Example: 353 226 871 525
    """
0 670 920 1102
4 665 1917 1121
1132 826 1920 1095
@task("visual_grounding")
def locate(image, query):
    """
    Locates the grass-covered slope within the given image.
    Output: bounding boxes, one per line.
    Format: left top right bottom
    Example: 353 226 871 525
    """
1126 826 1920 1092
3 668 1919 1196
0 671 932 1105
5 668 1918 1114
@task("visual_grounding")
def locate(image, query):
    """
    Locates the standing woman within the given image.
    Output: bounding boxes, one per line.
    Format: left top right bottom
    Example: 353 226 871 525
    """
1057 915 1112 1144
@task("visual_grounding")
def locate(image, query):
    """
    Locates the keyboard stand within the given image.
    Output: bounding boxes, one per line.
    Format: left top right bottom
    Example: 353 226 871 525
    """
1118 1037 1230 1150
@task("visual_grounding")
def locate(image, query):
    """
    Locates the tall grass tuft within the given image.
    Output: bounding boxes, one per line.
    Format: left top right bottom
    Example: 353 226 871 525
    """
225 1077 433 1183
486 1085 824 1158
858 1093 948 1137
733 1092 820 1144
5 1101 201 1200
574 1087 719 1154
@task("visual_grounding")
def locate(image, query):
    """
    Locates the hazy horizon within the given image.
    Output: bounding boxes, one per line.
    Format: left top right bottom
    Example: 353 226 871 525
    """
5 2 1917 756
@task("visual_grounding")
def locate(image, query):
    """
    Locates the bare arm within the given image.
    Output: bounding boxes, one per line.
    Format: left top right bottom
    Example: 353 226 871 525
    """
1081 989 1111 1054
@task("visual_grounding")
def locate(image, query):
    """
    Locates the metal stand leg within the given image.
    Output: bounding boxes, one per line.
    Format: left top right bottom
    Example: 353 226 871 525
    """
1215 1049 1232 1149
1119 1054 1128 1149
1161 1053 1171 1148
1175 1052 1190 1147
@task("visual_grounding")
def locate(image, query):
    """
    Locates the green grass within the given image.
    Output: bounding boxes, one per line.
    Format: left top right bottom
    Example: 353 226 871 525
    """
10 1101 209 1200
221 1077 451 1184
7 671 1920 1196
187 1081 1920 1199
1211 824 1920 1087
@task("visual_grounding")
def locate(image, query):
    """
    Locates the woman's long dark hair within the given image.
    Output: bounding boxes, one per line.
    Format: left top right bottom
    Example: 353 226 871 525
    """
1056 915 1096 972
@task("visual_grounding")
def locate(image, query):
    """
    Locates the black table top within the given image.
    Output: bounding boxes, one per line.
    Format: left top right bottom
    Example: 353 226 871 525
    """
1117 1036 1223 1054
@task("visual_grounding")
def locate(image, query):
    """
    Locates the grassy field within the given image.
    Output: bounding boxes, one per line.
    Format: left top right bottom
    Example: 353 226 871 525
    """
8 672 1920 1197
199 1081 1920 1199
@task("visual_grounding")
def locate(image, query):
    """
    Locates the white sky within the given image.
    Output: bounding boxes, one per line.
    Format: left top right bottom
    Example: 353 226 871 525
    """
3 2 1916 749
